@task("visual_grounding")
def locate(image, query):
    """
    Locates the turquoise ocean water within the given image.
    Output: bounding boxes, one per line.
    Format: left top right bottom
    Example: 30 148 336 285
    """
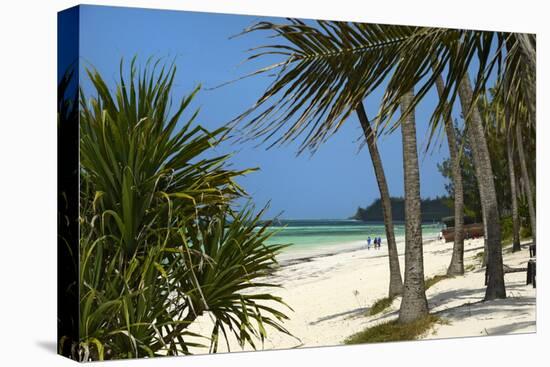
263 219 443 260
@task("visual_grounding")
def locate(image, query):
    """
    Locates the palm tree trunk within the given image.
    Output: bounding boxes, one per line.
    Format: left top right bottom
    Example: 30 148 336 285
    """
507 129 521 252
433 75 464 276
398 89 428 323
516 122 536 246
356 103 403 297
457 75 506 300
481 205 488 267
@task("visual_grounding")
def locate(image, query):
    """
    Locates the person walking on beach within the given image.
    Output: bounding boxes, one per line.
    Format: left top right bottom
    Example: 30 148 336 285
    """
373 237 378 249
367 236 372 250
378 237 383 249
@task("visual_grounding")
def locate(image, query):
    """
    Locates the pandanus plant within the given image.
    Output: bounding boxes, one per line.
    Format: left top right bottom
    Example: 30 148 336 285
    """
61 59 292 360
79 59 252 257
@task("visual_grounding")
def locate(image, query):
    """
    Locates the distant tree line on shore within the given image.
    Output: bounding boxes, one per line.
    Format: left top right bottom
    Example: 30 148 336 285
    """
350 196 453 223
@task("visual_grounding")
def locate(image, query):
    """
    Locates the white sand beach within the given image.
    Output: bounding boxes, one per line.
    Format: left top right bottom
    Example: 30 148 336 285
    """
190 236 536 352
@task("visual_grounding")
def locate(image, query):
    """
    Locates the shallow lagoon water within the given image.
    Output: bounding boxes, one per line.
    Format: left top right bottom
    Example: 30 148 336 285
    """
263 219 443 260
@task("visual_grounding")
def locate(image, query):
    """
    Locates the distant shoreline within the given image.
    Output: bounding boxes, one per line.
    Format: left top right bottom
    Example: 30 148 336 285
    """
263 219 444 225
350 196 452 223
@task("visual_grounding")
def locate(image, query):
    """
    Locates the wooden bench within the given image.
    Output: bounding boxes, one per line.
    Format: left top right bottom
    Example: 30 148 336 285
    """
483 243 536 287
484 265 528 286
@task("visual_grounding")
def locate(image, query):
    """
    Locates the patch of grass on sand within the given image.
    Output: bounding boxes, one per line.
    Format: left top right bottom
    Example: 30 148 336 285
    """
368 296 396 316
344 315 442 344
474 251 485 264
425 274 452 290
464 264 476 272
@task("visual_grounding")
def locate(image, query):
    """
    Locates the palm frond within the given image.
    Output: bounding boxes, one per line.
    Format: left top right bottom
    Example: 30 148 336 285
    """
231 20 533 153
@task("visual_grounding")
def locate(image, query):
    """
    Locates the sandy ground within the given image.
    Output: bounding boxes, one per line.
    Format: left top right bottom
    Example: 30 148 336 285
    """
189 236 536 352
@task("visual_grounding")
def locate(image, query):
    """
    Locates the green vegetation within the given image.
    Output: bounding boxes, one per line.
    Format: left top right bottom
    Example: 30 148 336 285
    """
351 197 452 223
344 315 442 344
59 61 292 361
500 216 531 244
520 225 532 239
441 215 478 227
368 296 396 316
500 216 515 242
425 274 453 290
465 264 476 272
438 96 535 234
474 251 485 265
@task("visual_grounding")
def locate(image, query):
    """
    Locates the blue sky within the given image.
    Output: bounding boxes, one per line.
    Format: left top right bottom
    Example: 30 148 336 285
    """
76 5 454 219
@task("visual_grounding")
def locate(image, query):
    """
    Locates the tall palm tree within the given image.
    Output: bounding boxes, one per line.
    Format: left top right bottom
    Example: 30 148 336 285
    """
502 34 536 245
457 75 506 300
516 122 536 246
434 74 465 275
506 126 521 252
233 20 533 300
231 21 405 298
398 90 428 323
356 103 403 296
479 85 522 253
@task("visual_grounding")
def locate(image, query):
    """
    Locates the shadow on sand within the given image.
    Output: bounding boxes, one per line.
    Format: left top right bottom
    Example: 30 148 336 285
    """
309 307 369 325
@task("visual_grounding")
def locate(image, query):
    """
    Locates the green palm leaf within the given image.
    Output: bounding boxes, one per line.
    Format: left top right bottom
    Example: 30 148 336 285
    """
231 20 533 152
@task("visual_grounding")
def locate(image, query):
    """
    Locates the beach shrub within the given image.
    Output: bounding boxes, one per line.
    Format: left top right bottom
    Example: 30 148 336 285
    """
500 216 514 243
520 226 532 240
425 274 452 290
464 264 476 272
177 206 292 353
344 315 441 344
61 60 292 360
368 296 396 316
79 60 252 258
518 200 532 239
474 251 485 264
77 200 290 360
78 211 207 360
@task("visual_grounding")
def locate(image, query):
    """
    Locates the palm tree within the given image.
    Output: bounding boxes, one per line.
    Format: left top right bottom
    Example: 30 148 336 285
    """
457 75 506 300
479 85 522 253
356 103 403 296
398 90 428 323
231 21 405 298
434 74 465 275
502 34 536 246
516 121 536 246
506 126 521 252
234 21 533 300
